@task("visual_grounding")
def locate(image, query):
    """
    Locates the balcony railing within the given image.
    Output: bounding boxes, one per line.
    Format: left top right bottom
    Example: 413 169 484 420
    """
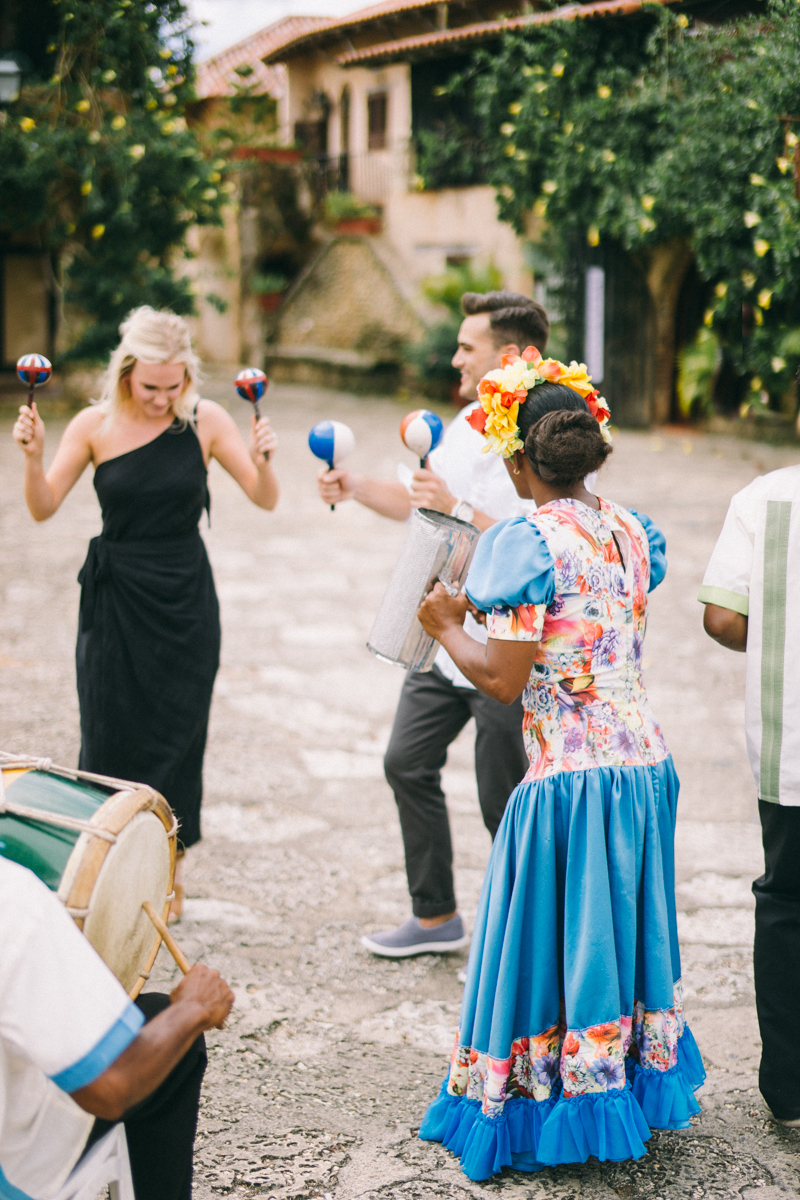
307 149 411 205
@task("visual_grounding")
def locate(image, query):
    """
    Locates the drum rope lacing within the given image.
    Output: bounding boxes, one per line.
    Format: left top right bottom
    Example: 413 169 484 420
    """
0 752 171 844
0 752 157 794
0 801 118 843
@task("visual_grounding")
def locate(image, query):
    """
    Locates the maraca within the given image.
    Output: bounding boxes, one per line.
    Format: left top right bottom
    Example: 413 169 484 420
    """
400 408 443 468
235 366 269 459
17 354 53 445
308 420 355 510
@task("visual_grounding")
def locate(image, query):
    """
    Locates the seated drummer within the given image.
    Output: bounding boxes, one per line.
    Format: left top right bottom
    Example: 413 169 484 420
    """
0 856 233 1200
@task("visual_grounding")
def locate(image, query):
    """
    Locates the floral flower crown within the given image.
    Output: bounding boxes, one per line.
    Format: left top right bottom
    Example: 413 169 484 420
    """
466 345 612 459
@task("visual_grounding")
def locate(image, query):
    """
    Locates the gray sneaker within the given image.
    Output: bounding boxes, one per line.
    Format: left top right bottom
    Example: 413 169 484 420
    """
361 914 469 959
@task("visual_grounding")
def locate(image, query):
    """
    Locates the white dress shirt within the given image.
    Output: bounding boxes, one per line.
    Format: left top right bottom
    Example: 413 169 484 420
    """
699 465 800 805
0 859 143 1199
425 402 537 689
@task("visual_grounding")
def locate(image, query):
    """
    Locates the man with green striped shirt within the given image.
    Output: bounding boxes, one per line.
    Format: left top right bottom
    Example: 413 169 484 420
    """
700 466 800 1126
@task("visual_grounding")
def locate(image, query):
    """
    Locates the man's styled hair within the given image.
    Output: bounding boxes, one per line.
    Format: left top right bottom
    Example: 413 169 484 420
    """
461 290 549 354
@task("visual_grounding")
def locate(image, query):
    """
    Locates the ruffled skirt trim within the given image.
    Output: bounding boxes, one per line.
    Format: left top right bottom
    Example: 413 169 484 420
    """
419 1029 705 1181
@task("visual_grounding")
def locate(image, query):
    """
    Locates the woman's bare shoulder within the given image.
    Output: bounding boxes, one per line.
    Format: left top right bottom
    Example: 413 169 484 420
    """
195 397 230 418
194 398 238 429
64 404 106 439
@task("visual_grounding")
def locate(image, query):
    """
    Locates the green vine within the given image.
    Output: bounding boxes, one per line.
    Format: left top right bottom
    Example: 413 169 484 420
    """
435 0 800 403
0 0 228 359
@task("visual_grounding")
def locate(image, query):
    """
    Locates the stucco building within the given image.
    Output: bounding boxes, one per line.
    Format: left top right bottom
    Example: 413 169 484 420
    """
195 0 701 421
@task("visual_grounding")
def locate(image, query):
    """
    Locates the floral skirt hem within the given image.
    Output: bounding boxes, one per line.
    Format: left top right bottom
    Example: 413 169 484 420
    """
419 1028 704 1181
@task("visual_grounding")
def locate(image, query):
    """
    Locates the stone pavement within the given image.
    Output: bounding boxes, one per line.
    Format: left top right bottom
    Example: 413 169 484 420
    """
2 381 800 1198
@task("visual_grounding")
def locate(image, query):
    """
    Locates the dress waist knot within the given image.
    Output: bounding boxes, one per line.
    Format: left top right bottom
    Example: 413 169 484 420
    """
78 531 204 631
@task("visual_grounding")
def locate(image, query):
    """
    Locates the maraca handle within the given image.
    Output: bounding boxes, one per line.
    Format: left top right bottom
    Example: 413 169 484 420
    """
22 392 39 446
252 400 269 461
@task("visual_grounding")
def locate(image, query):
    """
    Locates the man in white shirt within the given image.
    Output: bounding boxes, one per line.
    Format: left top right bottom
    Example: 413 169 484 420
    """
699 465 800 1126
0 856 233 1200
318 291 548 957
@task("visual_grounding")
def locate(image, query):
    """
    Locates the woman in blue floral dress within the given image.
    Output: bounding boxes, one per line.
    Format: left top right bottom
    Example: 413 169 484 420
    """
415 351 704 1180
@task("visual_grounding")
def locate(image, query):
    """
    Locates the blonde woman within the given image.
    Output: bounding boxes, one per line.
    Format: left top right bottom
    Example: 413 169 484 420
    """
13 307 279 918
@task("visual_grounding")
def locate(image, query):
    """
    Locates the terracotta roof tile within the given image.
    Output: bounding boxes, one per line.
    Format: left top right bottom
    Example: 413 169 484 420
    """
260 0 454 63
335 0 666 63
195 16 333 97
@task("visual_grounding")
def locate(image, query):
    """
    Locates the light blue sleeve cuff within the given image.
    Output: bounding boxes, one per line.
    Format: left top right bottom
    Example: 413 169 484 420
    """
628 509 667 592
465 517 555 612
51 1002 145 1093
0 1165 36 1200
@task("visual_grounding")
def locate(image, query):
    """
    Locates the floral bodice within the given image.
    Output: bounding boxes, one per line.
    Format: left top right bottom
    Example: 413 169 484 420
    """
465 498 669 780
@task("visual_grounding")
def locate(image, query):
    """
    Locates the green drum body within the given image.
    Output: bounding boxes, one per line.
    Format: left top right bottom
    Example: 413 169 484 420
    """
0 769 111 888
0 758 176 995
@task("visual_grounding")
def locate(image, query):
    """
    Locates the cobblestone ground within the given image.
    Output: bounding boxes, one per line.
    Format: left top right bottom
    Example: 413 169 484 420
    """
2 379 800 1199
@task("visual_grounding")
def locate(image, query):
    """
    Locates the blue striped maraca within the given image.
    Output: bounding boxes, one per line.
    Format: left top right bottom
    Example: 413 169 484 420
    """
400 408 443 467
235 367 269 458
17 354 52 443
235 367 267 416
308 420 355 510
17 353 52 390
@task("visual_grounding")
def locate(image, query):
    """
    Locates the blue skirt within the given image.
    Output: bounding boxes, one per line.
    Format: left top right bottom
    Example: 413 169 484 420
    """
419 757 705 1180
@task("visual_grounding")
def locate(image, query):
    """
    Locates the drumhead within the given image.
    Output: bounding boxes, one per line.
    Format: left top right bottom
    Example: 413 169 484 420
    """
82 810 171 993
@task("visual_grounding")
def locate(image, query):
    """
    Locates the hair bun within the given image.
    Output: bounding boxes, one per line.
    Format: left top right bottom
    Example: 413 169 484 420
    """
526 408 611 485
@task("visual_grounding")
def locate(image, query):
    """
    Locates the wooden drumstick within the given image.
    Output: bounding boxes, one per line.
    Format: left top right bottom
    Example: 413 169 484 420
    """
143 900 192 974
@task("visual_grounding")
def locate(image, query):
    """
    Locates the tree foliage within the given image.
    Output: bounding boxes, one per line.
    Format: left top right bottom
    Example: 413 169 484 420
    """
0 0 228 358
430 1 800 403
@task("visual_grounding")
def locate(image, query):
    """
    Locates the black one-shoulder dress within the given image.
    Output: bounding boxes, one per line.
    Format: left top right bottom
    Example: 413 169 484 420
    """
76 418 220 848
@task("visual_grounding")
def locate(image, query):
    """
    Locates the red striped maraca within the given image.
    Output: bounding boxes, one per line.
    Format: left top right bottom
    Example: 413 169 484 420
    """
17 354 52 445
400 408 444 468
235 367 269 458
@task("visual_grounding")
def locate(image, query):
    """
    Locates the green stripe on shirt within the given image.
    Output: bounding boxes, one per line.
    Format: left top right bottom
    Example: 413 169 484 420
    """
760 500 792 803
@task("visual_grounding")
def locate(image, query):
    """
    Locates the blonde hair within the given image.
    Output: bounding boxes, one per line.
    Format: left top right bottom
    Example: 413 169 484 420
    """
96 306 201 422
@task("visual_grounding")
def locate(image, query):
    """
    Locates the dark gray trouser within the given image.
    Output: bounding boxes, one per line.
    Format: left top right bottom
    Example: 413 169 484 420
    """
383 665 528 919
753 800 800 1120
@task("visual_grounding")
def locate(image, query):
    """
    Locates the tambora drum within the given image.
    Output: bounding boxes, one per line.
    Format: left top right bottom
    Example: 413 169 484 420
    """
0 753 177 996
367 507 480 672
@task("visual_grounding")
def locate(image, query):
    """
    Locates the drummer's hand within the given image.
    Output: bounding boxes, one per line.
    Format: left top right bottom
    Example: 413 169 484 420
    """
171 964 234 1030
466 598 488 626
13 403 45 457
418 582 469 639
318 466 358 504
249 414 277 466
409 468 455 514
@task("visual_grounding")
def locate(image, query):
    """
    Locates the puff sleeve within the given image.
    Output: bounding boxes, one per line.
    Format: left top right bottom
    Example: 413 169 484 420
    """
628 509 667 592
465 517 555 642
696 487 752 615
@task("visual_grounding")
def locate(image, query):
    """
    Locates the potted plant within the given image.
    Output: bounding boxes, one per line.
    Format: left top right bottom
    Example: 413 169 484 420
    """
251 271 290 312
324 191 382 236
